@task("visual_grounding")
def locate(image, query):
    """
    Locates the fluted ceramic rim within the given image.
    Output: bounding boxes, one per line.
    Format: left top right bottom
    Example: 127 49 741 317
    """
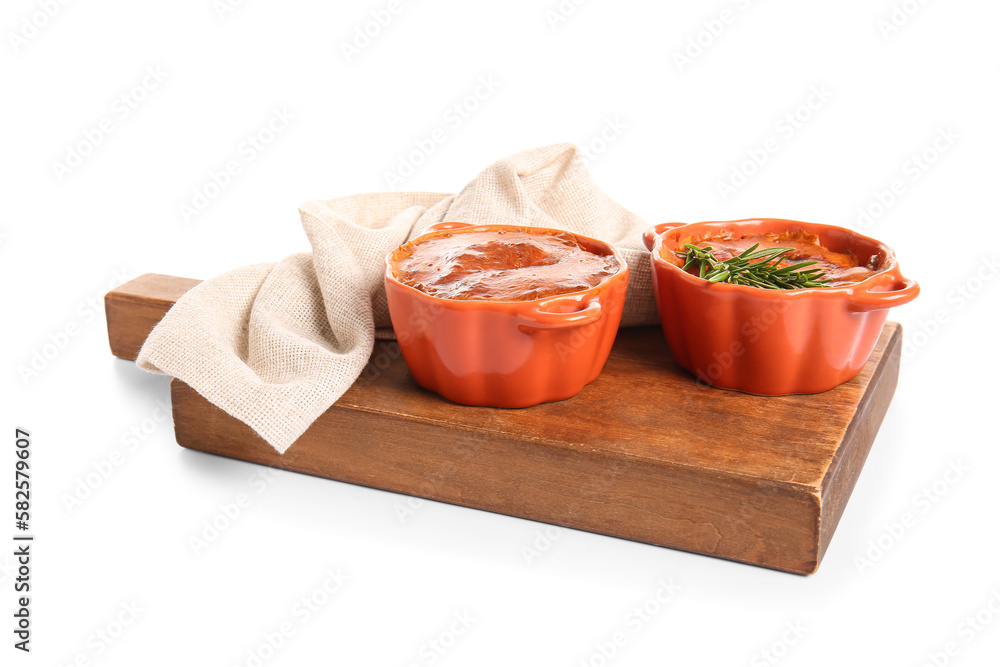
648 218 903 300
384 223 630 307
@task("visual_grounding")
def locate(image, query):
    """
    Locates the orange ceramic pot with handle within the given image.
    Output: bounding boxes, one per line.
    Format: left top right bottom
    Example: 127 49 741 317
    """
643 218 919 395
385 221 629 407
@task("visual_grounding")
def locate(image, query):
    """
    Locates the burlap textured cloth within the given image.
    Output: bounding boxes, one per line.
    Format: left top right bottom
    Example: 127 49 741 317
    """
137 144 656 453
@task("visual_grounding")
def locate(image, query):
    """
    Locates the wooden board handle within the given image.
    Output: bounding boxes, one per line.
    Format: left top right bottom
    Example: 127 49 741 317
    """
105 274 201 361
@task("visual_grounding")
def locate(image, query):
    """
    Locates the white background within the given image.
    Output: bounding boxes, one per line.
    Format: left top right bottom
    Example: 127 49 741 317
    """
3 0 999 665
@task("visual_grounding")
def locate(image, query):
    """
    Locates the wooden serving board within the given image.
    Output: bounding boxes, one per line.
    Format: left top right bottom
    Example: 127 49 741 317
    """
105 274 902 575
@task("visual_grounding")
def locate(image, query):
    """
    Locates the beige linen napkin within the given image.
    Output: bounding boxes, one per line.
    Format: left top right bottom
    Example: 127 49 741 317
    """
137 144 656 453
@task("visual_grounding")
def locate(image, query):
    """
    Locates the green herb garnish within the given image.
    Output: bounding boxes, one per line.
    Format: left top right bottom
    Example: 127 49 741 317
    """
676 243 831 290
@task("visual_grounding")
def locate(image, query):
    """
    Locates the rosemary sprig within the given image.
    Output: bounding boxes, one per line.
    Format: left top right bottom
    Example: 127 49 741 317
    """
676 243 831 290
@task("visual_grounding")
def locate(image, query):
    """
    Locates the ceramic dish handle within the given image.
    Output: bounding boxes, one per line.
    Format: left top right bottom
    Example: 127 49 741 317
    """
519 296 603 328
423 221 474 234
643 222 688 251
849 273 920 312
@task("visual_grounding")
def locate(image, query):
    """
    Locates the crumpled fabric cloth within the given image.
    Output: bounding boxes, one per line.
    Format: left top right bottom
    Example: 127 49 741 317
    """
137 144 656 453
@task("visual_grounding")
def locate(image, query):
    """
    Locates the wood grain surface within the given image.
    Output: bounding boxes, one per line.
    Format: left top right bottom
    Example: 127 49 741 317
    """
106 273 902 574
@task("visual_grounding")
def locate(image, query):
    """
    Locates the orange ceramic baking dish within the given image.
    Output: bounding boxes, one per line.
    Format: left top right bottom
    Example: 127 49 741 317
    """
385 221 629 407
643 218 919 395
